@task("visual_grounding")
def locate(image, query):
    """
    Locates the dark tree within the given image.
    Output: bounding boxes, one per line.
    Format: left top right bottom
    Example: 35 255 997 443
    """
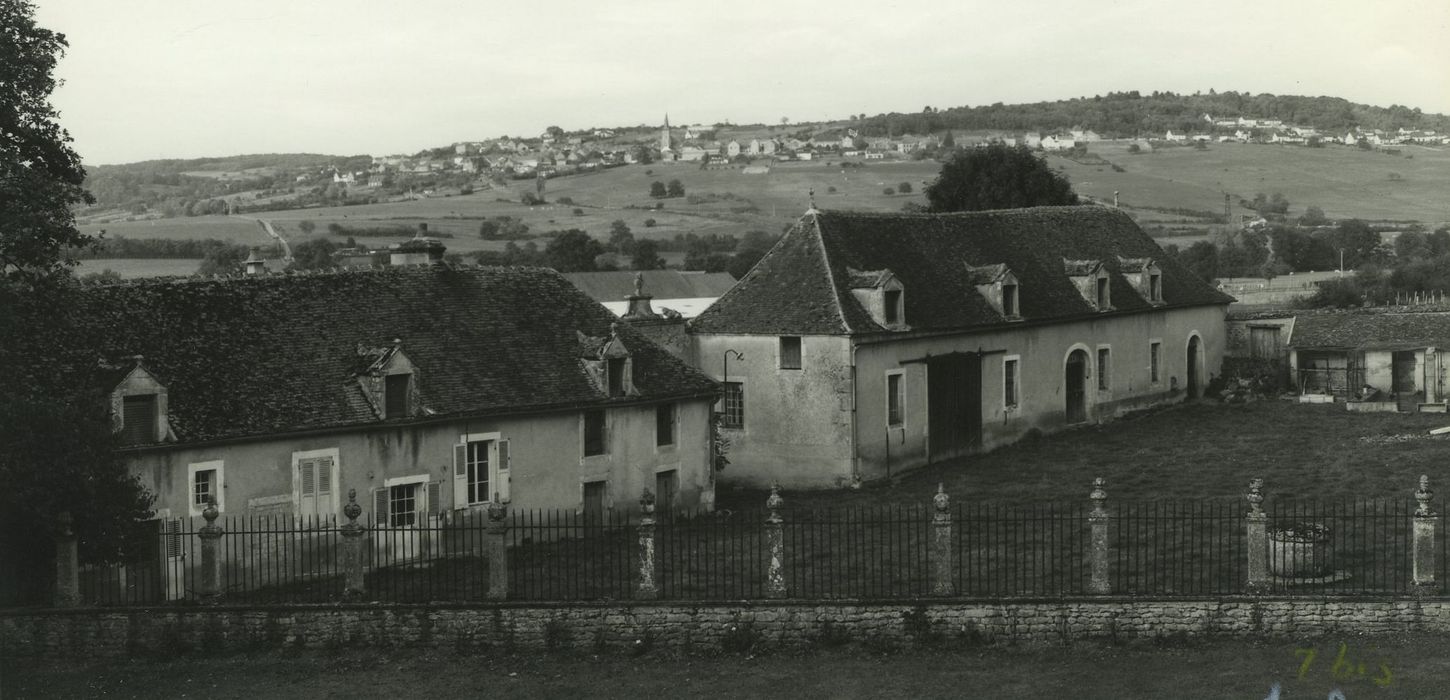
298 220 317 235
897 182 913 194
608 220 635 254
195 243 251 276
666 179 685 198
543 229 604 272
1 0 96 281
286 238 339 271
925 144 1079 212
630 239 666 270
649 181 667 198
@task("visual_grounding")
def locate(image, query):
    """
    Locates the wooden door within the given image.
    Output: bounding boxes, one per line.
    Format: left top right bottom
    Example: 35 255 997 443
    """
1249 326 1281 359
1393 351 1417 394
1065 350 1088 424
926 353 982 462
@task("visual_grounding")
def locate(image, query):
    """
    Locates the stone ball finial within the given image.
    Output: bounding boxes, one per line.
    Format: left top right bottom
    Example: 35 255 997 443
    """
202 495 220 524
634 272 644 297
1416 474 1434 516
640 487 656 516
487 495 508 522
766 483 784 522
343 488 362 522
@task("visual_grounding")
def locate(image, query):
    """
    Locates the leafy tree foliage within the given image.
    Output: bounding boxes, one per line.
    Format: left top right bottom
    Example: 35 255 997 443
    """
195 244 251 276
925 144 1079 212
630 239 666 270
1 0 96 280
608 220 635 254
543 229 604 272
666 179 685 198
287 238 340 271
649 181 667 198
298 220 316 235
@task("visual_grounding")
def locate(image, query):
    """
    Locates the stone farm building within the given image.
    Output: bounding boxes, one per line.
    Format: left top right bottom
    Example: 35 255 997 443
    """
689 207 1234 489
1287 310 1450 411
37 266 719 538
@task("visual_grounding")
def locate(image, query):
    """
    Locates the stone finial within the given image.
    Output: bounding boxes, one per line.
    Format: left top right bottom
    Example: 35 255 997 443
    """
1246 478 1264 515
1089 477 1108 516
610 321 620 340
343 488 362 523
807 188 817 211
633 272 644 297
487 495 509 522
202 495 220 525
1417 475 1435 516
766 483 784 524
639 488 656 516
933 483 950 514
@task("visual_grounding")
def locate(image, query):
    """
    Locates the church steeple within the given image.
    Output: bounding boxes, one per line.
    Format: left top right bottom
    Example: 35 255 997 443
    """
660 113 673 152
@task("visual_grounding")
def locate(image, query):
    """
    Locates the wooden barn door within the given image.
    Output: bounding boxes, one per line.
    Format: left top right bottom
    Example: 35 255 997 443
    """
927 353 982 462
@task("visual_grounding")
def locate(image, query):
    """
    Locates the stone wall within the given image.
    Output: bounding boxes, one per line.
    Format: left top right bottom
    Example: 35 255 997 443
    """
6 598 1450 659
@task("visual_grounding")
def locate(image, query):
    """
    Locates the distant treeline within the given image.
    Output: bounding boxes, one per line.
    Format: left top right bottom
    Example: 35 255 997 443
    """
72 236 264 259
861 91 1449 139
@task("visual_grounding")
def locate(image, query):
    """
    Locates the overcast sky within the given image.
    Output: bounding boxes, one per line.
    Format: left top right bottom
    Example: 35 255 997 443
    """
35 0 1450 165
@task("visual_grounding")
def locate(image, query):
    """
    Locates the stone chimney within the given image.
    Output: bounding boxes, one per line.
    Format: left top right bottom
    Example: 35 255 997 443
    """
389 224 447 266
243 248 267 276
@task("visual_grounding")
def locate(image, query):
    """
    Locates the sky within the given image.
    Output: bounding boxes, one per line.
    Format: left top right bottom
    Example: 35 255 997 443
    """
34 0 1450 165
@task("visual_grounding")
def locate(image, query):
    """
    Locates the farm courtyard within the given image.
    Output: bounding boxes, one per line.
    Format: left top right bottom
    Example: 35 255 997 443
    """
718 399 1450 510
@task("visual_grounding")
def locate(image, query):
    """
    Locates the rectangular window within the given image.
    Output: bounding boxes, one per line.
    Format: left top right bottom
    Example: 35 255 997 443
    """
721 382 745 429
884 290 902 325
193 469 215 507
607 358 626 396
1004 358 1020 409
1002 284 1018 317
188 460 224 516
583 409 606 456
121 394 157 444
655 470 678 516
1149 273 1162 301
779 336 802 370
1150 341 1162 383
583 480 607 523
385 374 410 419
388 483 418 527
656 403 675 446
887 372 904 427
466 440 491 505
1097 348 1111 391
1095 277 1109 309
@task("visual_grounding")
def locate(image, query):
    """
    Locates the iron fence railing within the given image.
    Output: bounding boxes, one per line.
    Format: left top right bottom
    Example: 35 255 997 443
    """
0 497 1439 607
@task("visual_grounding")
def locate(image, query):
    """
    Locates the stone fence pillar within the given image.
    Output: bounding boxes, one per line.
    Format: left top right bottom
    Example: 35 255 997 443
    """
764 484 787 599
339 489 366 599
486 497 510 601
930 484 955 596
1245 478 1270 595
1087 478 1110 595
53 510 80 608
636 489 659 599
196 497 224 602
1413 475 1438 597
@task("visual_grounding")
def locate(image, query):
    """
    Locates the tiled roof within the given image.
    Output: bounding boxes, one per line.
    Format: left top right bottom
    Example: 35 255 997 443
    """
1289 310 1450 350
690 206 1233 335
10 266 717 446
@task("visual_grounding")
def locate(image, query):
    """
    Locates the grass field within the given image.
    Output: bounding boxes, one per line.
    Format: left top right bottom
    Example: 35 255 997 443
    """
1052 142 1450 224
2 636 1438 698
72 258 203 278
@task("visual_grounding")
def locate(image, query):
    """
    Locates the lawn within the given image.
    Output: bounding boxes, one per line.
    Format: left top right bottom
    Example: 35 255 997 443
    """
2 635 1440 699
720 400 1450 510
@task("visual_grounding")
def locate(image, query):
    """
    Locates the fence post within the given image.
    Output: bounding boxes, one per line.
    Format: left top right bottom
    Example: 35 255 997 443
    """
486 497 510 601
765 484 788 599
1245 478 1270 594
1413 475 1438 596
196 497 224 602
930 483 955 596
339 489 366 599
53 510 80 608
636 489 659 599
1088 477 1111 595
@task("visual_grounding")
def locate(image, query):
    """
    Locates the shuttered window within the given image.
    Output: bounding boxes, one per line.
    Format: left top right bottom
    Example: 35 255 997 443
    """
121 394 157 444
779 337 802 370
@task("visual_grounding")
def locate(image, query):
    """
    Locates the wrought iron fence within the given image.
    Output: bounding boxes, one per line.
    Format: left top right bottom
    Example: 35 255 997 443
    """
1 488 1441 607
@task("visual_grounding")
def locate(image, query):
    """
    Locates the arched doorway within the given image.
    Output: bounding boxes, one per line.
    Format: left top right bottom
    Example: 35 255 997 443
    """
1186 335 1202 399
1065 349 1088 424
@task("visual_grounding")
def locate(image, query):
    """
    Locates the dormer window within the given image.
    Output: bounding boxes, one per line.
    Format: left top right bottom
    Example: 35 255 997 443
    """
1117 256 1163 305
111 356 170 445
884 290 902 325
1064 259 1112 312
579 323 635 397
607 358 627 396
847 267 907 330
968 263 1022 321
385 373 411 419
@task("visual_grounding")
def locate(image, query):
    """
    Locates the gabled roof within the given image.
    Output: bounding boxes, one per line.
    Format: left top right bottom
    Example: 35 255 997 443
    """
690 206 1232 335
1289 311 1450 351
11 266 717 446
